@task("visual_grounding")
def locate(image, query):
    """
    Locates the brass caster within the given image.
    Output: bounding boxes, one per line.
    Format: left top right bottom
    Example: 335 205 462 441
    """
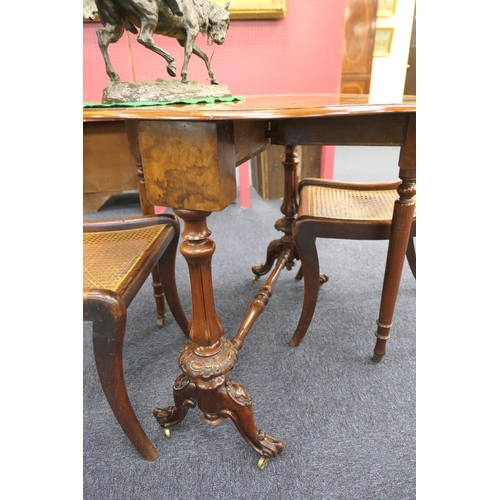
319 273 329 286
156 315 166 328
163 427 171 439
252 275 260 282
372 353 384 364
257 456 270 470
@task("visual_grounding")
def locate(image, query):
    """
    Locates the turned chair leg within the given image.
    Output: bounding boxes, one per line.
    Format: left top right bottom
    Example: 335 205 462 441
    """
151 265 167 327
84 290 159 461
157 225 190 338
289 223 321 347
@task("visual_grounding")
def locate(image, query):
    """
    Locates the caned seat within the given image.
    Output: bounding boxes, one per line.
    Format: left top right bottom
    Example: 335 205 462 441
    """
290 178 416 352
83 214 189 460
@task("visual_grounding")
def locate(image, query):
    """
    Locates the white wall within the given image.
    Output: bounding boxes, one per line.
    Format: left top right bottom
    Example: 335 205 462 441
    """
370 0 416 102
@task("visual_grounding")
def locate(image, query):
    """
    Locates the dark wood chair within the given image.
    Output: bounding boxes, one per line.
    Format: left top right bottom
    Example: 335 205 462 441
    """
83 214 189 460
289 178 416 357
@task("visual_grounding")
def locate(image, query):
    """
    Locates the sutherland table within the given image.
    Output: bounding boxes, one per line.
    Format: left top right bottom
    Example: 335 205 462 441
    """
83 94 416 468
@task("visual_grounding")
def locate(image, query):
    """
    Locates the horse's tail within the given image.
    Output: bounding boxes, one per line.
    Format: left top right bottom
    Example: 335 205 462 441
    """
124 20 138 34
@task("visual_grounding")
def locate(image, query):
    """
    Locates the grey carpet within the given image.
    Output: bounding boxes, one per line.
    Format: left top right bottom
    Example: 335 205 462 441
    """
83 146 415 499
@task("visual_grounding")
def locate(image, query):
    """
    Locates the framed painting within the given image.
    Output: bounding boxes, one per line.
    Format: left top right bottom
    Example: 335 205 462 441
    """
215 0 286 19
373 27 394 56
377 0 397 17
84 0 286 22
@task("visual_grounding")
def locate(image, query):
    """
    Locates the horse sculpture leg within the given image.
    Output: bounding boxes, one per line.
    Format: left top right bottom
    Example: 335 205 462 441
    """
137 18 177 78
96 24 125 82
177 39 218 85
192 43 219 85
178 36 195 84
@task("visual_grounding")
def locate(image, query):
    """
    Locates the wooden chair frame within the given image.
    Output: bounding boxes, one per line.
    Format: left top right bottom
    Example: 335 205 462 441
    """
83 214 189 460
290 179 416 352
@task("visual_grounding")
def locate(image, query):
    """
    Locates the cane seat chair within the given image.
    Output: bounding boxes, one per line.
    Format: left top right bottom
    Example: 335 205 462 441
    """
83 214 189 460
289 178 416 350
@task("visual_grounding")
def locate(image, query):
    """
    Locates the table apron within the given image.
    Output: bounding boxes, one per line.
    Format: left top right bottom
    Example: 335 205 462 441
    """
267 113 411 147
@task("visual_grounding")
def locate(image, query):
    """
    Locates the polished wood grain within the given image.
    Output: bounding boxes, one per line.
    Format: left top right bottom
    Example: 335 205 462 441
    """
137 120 237 212
83 94 416 121
83 121 138 212
340 0 378 94
83 94 416 467
84 94 416 212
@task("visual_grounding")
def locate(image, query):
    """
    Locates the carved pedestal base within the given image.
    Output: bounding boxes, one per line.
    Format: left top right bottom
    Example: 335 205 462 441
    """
252 146 301 281
250 144 338 353
153 373 284 461
153 209 283 466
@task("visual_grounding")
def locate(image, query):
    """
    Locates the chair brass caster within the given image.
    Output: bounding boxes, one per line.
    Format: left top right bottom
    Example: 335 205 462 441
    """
252 275 260 282
157 315 166 328
319 273 329 285
372 354 384 364
257 456 270 469
163 427 171 439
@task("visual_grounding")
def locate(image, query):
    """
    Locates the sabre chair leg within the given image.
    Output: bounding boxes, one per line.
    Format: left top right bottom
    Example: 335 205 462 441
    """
289 222 321 347
84 290 159 461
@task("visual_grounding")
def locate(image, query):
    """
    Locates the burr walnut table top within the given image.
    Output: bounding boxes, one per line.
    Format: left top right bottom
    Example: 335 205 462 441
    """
83 93 416 122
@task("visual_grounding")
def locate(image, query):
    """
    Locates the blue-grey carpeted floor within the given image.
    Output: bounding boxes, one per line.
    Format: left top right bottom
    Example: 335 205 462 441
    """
83 146 416 499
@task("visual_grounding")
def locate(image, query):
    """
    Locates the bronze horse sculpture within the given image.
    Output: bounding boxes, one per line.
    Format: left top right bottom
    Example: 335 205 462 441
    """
92 0 230 84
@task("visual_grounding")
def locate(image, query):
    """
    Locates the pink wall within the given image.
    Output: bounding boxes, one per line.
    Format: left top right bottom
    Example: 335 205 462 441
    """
83 1 346 102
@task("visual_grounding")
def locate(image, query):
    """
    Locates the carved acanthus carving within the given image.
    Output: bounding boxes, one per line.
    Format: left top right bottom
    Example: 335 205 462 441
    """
226 379 252 407
179 337 239 381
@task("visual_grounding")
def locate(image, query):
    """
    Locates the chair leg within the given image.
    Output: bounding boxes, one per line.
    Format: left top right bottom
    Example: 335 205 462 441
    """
289 222 321 347
157 228 190 338
151 265 168 327
406 237 416 279
373 186 416 362
84 290 159 461
294 264 303 281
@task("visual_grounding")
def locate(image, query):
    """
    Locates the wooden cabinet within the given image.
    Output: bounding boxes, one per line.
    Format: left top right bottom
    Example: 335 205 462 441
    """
403 8 416 96
250 145 322 200
340 0 378 94
83 121 138 213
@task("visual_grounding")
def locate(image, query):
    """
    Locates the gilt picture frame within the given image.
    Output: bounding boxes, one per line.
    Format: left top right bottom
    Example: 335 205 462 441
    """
215 0 286 19
373 27 394 56
377 0 397 17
